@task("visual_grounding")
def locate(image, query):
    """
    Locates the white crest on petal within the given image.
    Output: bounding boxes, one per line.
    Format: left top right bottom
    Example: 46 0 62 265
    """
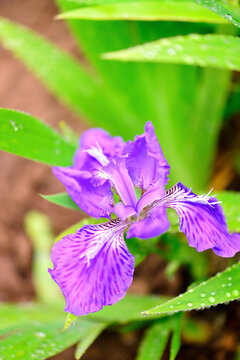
85 144 109 166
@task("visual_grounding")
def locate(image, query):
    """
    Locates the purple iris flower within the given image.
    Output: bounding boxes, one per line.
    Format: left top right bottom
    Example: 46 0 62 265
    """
49 122 240 316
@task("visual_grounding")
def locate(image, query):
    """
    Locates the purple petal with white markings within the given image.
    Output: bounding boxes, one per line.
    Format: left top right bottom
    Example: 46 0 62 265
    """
52 166 113 219
74 128 124 168
124 121 170 190
164 183 240 257
49 219 134 316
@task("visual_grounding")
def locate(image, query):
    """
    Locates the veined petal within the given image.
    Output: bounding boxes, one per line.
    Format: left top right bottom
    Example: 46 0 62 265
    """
162 183 240 257
127 205 170 239
124 121 170 191
49 219 134 316
52 166 113 219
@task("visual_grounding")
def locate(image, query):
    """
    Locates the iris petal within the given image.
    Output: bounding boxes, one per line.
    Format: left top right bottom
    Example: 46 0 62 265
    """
49 219 134 316
124 121 170 190
127 206 170 239
163 183 240 257
52 166 113 219
74 128 124 168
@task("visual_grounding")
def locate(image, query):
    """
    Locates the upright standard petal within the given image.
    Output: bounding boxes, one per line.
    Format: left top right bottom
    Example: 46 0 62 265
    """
52 166 113 219
49 219 134 316
101 158 138 210
74 128 124 168
162 183 240 257
124 121 170 191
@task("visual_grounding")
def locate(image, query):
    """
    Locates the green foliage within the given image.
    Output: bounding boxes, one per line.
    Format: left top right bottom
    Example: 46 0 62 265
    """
25 212 63 305
103 34 240 71
40 192 81 211
136 321 171 360
143 262 240 315
217 191 240 232
89 294 170 322
192 0 240 28
170 313 182 360
74 323 107 359
0 318 103 360
0 108 76 166
57 0 227 23
0 17 127 134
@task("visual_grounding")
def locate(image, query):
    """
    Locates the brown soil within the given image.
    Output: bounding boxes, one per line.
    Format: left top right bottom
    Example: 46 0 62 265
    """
0 1 239 360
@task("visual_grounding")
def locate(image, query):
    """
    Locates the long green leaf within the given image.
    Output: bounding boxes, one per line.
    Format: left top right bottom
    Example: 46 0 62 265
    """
57 1 227 23
143 262 240 315
0 17 132 134
192 0 240 28
0 320 102 360
217 191 240 232
170 313 182 360
41 192 81 211
0 108 76 166
75 322 106 359
103 34 240 71
0 303 64 332
136 321 171 360
25 212 63 305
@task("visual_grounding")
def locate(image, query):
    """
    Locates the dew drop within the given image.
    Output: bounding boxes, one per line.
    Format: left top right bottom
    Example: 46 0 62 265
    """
211 292 216 296
166 48 176 56
161 39 171 46
228 283 232 287
170 305 174 309
226 292 231 298
201 303 205 307
174 44 183 51
199 44 209 51
35 331 46 338
221 283 226 287
187 303 193 307
232 290 239 296
208 297 215 303
200 293 206 298
184 55 194 64
188 289 193 293
189 33 201 40
227 277 232 281
10 119 19 132
225 14 233 22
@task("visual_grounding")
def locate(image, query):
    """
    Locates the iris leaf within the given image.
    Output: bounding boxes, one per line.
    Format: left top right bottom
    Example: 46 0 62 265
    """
217 191 240 232
143 262 240 315
0 108 76 166
192 0 240 28
103 34 240 72
0 319 103 360
41 192 81 211
136 321 171 360
57 1 227 24
0 17 131 135
74 322 107 359
170 313 182 360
